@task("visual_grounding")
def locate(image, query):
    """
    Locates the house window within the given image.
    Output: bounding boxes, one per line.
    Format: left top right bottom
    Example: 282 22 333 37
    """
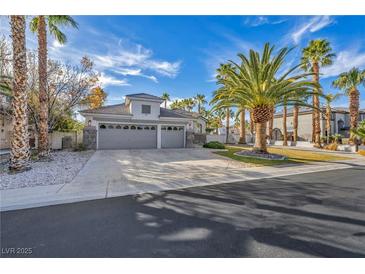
142 105 151 114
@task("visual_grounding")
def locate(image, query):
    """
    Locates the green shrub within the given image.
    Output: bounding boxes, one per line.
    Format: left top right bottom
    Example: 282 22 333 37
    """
203 141 225 149
74 143 87 151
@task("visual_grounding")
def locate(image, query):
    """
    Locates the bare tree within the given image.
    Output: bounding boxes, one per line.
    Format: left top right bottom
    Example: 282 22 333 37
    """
27 55 98 132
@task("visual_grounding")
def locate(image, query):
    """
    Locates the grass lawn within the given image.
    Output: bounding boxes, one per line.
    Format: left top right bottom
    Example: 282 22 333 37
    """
214 145 351 166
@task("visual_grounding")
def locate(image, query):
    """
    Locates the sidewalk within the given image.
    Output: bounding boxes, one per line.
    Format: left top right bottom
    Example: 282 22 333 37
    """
1 154 364 212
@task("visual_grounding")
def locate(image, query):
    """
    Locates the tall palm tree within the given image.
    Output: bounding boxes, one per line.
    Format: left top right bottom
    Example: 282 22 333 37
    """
237 107 246 144
249 110 254 141
9 16 30 172
282 100 288 146
182 98 195 112
161 92 170 108
194 93 207 114
292 104 299 142
332 67 365 143
212 63 236 144
218 43 315 153
301 39 335 147
268 106 274 140
323 92 342 144
30 16 78 158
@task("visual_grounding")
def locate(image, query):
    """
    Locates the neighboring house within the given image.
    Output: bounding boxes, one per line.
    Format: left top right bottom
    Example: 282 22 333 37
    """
272 107 365 141
79 93 207 149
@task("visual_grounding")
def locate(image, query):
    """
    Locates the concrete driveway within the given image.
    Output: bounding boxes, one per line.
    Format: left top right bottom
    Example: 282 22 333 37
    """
63 149 254 197
2 148 363 211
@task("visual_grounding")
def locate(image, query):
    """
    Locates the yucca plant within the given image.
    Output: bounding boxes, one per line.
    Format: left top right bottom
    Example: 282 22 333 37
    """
216 43 316 153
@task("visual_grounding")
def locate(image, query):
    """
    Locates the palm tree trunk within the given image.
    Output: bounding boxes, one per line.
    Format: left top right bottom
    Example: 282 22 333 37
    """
238 108 246 144
9 16 30 172
268 106 274 140
250 110 254 142
254 122 267 153
349 88 360 143
164 100 167 108
225 107 230 144
283 104 288 146
293 104 299 143
198 103 201 114
313 62 321 147
326 105 331 144
37 16 49 158
252 106 271 153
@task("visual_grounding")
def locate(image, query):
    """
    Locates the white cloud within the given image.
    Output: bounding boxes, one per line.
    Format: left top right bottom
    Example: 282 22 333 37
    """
322 49 365 78
244 16 287 27
52 40 64 48
144 60 181 78
244 16 269 27
92 41 181 79
98 73 130 87
291 16 334 44
112 67 159 83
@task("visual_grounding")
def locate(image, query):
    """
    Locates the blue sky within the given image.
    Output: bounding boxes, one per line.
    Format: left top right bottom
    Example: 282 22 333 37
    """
1 15 365 110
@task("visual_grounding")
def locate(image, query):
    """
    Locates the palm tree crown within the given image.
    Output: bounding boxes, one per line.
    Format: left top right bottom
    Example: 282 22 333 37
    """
301 39 336 71
30 16 78 44
213 43 316 152
161 92 170 108
194 93 207 113
332 67 365 93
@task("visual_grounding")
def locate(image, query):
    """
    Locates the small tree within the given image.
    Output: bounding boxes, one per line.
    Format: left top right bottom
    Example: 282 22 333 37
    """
81 86 107 109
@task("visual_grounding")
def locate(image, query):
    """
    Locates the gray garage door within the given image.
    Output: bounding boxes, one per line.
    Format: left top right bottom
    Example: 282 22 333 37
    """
161 126 184 148
98 123 157 149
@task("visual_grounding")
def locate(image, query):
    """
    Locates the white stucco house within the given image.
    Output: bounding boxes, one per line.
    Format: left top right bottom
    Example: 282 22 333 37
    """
79 93 207 149
272 107 365 141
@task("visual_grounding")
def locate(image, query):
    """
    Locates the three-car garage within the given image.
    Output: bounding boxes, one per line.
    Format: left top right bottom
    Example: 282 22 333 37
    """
97 123 185 149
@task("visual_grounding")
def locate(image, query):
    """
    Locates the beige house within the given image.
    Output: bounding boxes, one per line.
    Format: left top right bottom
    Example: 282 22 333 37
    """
272 107 365 141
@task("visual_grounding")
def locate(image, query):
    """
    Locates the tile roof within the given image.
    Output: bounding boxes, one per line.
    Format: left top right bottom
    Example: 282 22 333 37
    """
80 103 203 120
79 103 131 115
125 93 163 101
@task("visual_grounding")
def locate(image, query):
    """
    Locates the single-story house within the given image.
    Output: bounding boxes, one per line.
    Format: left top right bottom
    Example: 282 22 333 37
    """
79 93 207 149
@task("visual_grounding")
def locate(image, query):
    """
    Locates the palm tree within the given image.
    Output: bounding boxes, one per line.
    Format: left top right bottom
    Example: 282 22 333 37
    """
323 92 342 144
9 16 30 172
217 43 315 153
170 99 183 110
161 92 170 108
282 100 288 146
301 39 335 147
212 64 236 144
30 16 78 158
268 106 275 140
194 93 207 114
249 110 254 141
332 68 365 143
182 98 195 112
237 107 246 144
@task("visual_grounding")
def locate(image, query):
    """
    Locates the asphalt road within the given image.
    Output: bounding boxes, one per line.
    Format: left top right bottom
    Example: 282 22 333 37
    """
1 166 365 258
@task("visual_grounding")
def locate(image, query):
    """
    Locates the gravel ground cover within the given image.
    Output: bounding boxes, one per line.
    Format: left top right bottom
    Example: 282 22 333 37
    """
0 150 94 190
